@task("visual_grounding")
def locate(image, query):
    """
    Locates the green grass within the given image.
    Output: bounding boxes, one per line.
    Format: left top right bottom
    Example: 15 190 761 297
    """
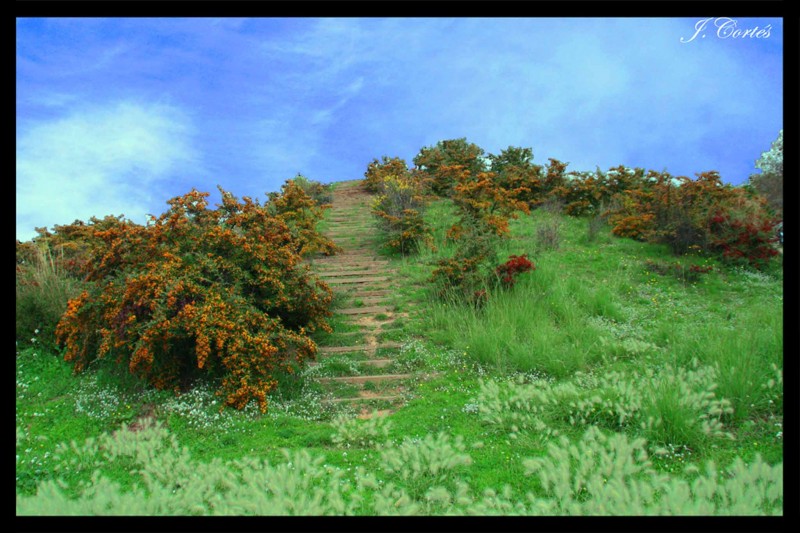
16 191 783 514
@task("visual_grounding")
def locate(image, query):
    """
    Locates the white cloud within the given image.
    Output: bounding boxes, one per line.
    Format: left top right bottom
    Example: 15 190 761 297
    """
16 100 198 241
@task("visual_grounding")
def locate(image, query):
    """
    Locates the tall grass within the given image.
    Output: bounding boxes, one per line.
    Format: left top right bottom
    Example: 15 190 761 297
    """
425 265 610 378
16 243 84 349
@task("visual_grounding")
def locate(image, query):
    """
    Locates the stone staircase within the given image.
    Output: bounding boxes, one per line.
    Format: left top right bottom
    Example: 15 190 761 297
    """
308 180 419 418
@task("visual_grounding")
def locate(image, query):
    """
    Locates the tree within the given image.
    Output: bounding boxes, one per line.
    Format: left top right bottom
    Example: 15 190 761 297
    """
748 130 783 216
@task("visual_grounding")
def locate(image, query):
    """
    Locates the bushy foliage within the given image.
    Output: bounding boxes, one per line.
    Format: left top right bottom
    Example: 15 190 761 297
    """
363 156 413 194
443 164 530 239
495 254 535 288
487 146 546 206
748 129 782 216
413 138 486 196
371 173 433 255
552 166 646 216
55 187 334 413
430 218 499 306
267 177 340 257
287 174 334 206
606 170 779 268
428 155 531 304
707 195 780 269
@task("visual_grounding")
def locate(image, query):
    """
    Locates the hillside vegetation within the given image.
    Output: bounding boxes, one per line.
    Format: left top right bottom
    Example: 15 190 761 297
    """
16 140 783 515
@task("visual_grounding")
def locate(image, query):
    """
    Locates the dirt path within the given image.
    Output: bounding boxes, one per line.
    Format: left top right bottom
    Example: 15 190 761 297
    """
309 180 415 418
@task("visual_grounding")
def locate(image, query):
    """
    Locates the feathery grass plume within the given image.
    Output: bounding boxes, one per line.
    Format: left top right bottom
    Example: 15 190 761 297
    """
331 412 393 448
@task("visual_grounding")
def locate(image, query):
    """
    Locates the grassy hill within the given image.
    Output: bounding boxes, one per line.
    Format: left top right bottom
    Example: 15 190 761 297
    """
16 180 783 515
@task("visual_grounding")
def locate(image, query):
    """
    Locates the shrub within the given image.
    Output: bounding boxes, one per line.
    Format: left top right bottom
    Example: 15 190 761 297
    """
56 187 334 413
288 174 333 206
430 219 498 305
748 129 783 216
606 169 779 269
707 195 780 270
363 156 412 194
487 145 546 206
444 164 530 239
430 161 530 305
495 254 535 288
267 178 340 257
413 138 486 196
371 174 433 255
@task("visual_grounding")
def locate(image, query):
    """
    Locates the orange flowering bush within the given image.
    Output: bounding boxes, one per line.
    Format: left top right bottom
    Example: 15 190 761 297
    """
56 187 334 413
16 216 132 348
431 163 530 304
488 146 546 207
606 169 779 268
551 166 646 217
363 156 415 194
443 164 530 240
267 177 340 257
413 138 486 196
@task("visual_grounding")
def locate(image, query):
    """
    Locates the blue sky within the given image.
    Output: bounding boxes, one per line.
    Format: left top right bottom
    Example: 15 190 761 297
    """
16 17 783 242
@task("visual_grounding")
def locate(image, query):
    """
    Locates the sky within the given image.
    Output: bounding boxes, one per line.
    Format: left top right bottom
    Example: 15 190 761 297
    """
16 17 783 242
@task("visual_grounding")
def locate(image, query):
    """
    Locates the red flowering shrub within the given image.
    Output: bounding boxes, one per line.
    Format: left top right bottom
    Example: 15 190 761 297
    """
606 169 779 268
496 254 535 288
56 187 334 413
707 196 780 269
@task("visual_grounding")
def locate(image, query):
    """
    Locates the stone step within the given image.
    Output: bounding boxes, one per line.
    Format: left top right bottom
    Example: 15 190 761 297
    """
339 289 394 298
342 295 390 306
318 373 413 385
330 395 403 404
314 264 391 273
337 305 394 316
318 342 403 354
326 276 390 285
309 358 393 369
319 269 394 278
